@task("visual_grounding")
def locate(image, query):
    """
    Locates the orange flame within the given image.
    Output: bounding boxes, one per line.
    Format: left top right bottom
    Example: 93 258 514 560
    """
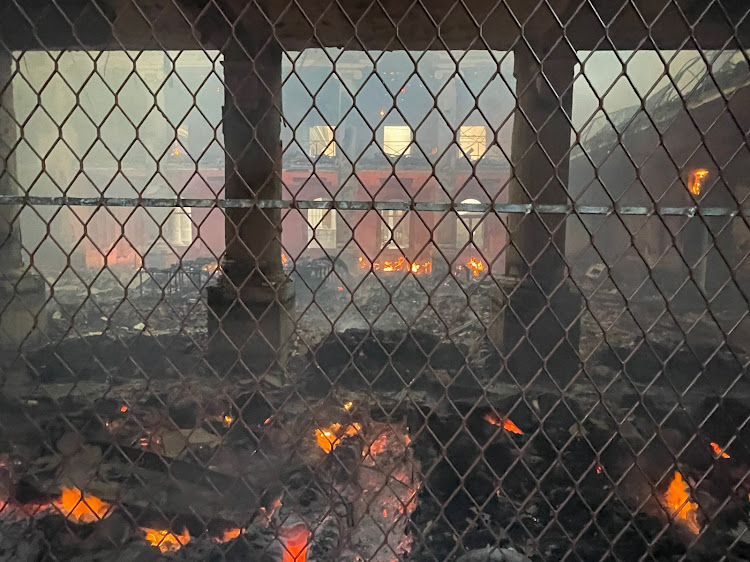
484 412 523 435
359 256 432 274
222 414 233 427
202 262 218 273
281 253 289 266
55 487 111 523
663 471 700 534
119 405 128 413
315 422 362 453
467 257 486 277
281 524 310 562
142 527 190 552
710 442 730 459
689 168 708 195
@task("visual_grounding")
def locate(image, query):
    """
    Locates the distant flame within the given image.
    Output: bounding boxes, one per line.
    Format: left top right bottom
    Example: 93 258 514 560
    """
689 168 708 196
281 253 289 266
467 257 486 277
710 442 730 459
359 256 432 274
55 487 111 523
596 465 603 474
663 471 700 534
343 401 353 411
142 527 190 552
484 412 523 435
120 405 128 413
223 414 233 427
281 523 310 562
315 422 362 453
202 262 218 273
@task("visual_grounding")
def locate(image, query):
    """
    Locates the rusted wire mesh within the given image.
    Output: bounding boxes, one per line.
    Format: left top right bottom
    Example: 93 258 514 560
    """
0 1 749 561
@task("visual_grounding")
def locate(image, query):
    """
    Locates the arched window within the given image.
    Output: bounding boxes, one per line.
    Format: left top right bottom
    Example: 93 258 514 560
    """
456 198 484 249
380 209 409 249
308 198 337 249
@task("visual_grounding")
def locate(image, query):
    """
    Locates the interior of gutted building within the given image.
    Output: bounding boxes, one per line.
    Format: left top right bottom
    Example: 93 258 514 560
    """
0 0 750 560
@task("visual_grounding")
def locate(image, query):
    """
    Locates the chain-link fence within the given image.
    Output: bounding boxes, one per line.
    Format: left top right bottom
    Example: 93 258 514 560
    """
0 1 749 560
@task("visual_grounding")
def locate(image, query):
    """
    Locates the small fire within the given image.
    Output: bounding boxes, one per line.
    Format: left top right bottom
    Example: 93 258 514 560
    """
281 253 289 266
223 414 233 427
201 262 218 273
710 442 730 459
484 412 523 435
343 401 353 411
359 256 432 274
596 465 603 474
663 471 700 534
142 527 191 552
55 487 111 523
688 168 709 195
315 422 362 453
120 405 128 413
281 523 310 562
467 257 486 277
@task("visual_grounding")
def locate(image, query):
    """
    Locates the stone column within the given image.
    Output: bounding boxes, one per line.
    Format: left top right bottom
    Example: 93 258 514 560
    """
490 42 583 386
0 49 46 352
207 41 295 373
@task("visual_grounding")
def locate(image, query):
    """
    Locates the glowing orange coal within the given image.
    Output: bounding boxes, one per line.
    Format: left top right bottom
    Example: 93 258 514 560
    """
710 442 730 459
281 523 310 562
484 412 523 435
55 487 111 523
141 527 190 552
663 471 700 534
315 422 362 453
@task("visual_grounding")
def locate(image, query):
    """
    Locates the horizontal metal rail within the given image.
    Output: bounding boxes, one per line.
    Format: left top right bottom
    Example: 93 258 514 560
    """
0 195 744 217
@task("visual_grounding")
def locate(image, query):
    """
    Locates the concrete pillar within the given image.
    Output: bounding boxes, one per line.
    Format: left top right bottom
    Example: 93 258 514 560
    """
491 42 583 386
207 41 295 373
0 49 46 352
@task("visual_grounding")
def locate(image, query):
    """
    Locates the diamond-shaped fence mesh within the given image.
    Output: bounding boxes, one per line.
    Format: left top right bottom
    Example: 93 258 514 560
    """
0 0 750 560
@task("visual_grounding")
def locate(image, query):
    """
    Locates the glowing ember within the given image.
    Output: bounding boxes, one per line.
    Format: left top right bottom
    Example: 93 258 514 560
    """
663 471 700 534
689 168 709 195
217 528 242 542
467 257 486 277
343 401 353 411
281 523 310 562
338 286 344 291
369 433 389 456
358 256 432 274
223 414 233 427
315 422 362 453
142 527 190 552
483 412 523 435
55 487 111 523
281 253 289 266
119 405 128 413
596 465 603 474
710 442 730 459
